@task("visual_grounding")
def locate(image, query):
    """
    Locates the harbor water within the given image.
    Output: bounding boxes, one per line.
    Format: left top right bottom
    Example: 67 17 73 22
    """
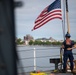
16 45 76 72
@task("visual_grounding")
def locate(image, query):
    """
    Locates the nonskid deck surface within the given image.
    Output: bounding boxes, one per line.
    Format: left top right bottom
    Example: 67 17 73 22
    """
50 73 74 75
19 72 75 75
18 70 76 75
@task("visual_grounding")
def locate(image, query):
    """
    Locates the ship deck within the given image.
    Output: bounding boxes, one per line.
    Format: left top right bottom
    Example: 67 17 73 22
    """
18 70 76 75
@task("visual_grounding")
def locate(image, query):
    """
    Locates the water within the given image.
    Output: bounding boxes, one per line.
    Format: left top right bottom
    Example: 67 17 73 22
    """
16 45 76 72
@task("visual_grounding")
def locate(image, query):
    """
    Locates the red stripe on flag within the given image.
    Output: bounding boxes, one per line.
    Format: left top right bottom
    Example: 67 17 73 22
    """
32 9 62 30
35 14 62 27
34 16 62 30
35 10 62 23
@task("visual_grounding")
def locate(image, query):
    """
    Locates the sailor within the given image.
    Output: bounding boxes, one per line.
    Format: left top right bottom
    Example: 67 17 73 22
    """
61 32 76 72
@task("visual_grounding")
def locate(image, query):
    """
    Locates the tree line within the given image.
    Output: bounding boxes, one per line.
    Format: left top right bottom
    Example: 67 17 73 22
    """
16 38 76 45
29 40 62 45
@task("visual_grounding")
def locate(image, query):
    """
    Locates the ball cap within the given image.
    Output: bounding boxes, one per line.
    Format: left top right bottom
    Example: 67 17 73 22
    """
65 32 71 37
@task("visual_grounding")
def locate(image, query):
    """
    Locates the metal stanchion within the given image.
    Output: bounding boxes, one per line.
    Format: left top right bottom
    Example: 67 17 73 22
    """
34 48 36 71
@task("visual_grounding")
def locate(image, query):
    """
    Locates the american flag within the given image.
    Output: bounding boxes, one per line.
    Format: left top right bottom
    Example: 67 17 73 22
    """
32 0 62 31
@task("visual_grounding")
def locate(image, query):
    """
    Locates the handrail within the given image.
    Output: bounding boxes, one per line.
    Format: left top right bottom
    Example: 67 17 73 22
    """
19 55 60 60
17 47 60 52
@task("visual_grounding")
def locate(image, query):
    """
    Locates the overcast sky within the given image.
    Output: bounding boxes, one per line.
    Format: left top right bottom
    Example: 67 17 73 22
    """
15 0 76 40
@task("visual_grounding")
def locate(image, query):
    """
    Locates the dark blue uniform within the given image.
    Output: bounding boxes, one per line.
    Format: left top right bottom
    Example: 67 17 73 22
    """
62 40 75 71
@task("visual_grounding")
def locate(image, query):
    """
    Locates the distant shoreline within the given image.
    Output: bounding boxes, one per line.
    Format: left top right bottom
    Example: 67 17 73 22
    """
17 44 61 47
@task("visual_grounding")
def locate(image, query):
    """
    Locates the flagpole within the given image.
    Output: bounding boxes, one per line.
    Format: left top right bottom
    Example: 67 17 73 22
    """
66 0 70 33
59 0 66 71
62 0 66 41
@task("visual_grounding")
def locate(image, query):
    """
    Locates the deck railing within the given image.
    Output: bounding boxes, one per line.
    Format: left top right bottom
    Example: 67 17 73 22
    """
17 47 76 74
